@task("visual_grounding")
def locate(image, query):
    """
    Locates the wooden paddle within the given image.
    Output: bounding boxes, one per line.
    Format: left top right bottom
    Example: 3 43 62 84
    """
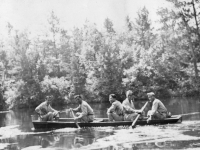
0 111 10 113
70 109 81 129
180 112 200 116
131 101 149 128
58 109 71 116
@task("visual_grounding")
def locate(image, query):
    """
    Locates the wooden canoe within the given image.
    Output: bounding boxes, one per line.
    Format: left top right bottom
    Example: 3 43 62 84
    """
32 115 182 130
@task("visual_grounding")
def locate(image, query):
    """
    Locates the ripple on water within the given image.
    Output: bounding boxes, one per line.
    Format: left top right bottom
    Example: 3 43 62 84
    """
71 121 200 150
2 121 200 150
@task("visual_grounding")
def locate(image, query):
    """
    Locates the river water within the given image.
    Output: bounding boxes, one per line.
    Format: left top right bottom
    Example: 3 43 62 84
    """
0 97 200 150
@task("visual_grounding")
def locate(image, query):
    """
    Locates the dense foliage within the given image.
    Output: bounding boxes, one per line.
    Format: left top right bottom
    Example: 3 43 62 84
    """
1 0 200 109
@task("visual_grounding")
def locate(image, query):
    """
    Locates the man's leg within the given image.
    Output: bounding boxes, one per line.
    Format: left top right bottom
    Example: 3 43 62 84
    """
53 112 60 121
47 112 54 121
107 112 115 121
147 110 155 120
107 112 123 121
154 112 167 120
147 111 167 121
88 115 94 122
41 115 48 121
41 112 54 121
114 114 124 121
124 113 137 121
77 115 94 123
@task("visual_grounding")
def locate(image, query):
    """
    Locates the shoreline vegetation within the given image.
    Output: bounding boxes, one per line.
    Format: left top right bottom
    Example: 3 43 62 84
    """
1 1 200 110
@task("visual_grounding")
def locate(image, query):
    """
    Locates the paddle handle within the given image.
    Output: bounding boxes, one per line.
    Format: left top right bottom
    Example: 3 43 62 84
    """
180 112 200 116
131 101 149 128
59 110 70 114
70 109 81 129
0 111 10 114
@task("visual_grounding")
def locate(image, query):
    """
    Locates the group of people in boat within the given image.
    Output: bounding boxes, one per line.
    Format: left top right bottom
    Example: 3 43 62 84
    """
35 90 171 123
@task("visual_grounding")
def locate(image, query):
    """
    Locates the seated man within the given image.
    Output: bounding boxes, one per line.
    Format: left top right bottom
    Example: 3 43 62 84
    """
35 95 60 121
107 94 124 121
147 92 168 123
70 95 94 123
122 90 142 121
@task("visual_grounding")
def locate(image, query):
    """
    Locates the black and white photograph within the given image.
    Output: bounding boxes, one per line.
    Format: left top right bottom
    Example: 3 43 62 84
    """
0 0 200 149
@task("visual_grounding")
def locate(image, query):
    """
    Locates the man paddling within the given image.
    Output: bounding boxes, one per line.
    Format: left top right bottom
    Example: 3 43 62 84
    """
35 95 60 121
107 94 124 121
70 95 94 123
146 92 169 123
122 90 142 121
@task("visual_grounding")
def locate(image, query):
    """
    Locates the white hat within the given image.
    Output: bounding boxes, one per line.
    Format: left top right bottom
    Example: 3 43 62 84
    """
147 92 155 96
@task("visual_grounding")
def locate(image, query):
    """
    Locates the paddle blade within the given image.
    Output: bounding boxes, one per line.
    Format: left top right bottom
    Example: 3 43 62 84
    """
131 115 140 128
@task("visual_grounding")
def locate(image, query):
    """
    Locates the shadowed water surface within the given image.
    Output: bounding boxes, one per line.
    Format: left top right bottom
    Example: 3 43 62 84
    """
0 97 200 150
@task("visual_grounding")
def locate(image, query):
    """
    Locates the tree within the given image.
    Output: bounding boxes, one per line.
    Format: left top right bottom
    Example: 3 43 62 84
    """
166 0 200 79
46 11 62 76
70 27 86 95
125 15 133 32
134 7 155 50
104 18 115 34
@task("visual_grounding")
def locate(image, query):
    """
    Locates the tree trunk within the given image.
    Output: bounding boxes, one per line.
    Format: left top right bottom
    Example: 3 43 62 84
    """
181 13 199 79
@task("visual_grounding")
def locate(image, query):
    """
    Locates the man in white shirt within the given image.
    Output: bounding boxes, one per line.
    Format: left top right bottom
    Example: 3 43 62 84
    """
122 90 142 121
35 95 60 121
70 95 94 123
147 92 168 123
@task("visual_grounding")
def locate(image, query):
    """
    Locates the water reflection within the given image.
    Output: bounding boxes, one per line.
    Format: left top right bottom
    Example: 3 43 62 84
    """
40 135 60 148
15 128 113 150
38 129 96 149
0 97 200 149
